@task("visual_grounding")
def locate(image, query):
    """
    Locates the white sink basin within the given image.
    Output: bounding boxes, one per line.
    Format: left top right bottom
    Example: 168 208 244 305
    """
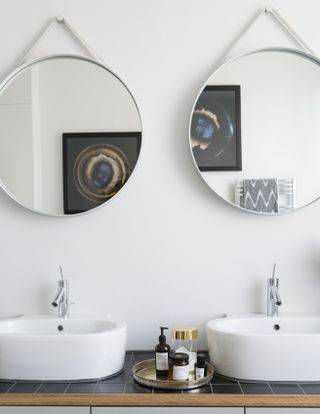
0 316 127 381
207 314 320 381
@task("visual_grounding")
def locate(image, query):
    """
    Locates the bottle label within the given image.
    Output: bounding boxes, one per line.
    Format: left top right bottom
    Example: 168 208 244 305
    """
195 367 205 379
172 365 189 381
156 352 168 370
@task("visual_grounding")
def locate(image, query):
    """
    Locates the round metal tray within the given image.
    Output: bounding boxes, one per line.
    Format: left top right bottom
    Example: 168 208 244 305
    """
132 358 214 390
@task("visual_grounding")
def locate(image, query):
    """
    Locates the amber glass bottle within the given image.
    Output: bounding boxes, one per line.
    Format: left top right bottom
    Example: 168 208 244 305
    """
155 327 170 378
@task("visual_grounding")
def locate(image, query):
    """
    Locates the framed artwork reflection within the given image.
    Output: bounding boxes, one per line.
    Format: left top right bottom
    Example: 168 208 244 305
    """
190 85 242 171
63 132 141 214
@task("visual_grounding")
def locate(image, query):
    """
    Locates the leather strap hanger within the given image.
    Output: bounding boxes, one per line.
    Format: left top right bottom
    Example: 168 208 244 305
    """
18 15 105 65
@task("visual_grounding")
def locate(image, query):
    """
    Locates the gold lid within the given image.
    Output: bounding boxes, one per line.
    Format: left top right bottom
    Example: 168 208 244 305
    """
172 326 198 340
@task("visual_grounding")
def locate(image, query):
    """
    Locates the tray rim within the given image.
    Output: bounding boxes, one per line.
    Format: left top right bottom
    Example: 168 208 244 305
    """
132 358 214 390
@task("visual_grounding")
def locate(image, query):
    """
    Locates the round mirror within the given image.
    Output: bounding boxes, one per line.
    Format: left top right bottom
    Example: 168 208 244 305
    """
0 55 142 216
189 48 320 214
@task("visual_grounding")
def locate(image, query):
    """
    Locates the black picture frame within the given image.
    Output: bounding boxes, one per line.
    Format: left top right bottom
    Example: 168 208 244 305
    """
191 85 242 171
63 132 141 214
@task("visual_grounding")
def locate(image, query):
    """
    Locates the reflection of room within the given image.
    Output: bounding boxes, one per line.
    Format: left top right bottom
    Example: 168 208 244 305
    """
192 50 320 213
0 58 141 215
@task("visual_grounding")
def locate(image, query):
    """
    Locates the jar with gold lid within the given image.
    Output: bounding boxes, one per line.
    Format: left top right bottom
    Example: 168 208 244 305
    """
171 326 198 374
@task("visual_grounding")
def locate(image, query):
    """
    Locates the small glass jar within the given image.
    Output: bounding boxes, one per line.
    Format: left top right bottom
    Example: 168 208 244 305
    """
169 352 189 381
171 326 198 374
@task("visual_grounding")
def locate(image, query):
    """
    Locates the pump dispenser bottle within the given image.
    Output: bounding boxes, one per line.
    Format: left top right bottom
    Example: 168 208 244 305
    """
155 327 170 377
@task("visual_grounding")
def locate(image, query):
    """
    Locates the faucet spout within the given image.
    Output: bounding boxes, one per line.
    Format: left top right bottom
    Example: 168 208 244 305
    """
52 279 69 318
52 286 65 308
270 285 282 306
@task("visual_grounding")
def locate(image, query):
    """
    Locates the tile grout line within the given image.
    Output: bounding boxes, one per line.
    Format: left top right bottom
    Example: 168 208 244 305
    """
34 383 43 394
122 380 127 394
297 383 306 395
123 353 132 395
123 370 130 392
238 382 244 394
5 382 16 394
266 382 275 394
126 351 133 368
92 381 98 394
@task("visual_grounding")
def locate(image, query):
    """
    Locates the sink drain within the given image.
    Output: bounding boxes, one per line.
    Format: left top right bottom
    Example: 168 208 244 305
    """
57 325 64 332
273 324 280 331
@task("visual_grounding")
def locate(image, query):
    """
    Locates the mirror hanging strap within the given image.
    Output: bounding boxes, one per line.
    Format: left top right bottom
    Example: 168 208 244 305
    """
224 5 316 59
19 15 106 66
267 7 315 56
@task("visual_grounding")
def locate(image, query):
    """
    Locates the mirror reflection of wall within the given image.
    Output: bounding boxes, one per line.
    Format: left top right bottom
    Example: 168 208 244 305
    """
190 49 320 214
0 56 142 216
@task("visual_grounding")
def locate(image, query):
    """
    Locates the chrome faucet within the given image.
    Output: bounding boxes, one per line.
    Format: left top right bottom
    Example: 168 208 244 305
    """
51 266 69 318
267 264 282 317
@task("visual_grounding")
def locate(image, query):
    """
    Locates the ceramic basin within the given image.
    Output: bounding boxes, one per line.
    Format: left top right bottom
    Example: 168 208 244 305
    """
207 314 320 381
0 316 127 381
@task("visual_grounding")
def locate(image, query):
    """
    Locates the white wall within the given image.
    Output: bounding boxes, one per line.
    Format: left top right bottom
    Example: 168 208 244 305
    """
0 0 319 349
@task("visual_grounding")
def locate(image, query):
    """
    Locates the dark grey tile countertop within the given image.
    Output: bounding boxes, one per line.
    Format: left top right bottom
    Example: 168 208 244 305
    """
0 351 318 395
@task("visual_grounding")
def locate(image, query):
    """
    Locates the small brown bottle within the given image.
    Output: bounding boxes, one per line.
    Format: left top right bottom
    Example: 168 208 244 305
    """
194 353 207 379
155 327 170 378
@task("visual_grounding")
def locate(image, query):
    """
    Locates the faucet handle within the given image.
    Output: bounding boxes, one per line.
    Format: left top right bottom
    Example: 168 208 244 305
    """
57 279 68 288
267 277 274 286
268 276 279 286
